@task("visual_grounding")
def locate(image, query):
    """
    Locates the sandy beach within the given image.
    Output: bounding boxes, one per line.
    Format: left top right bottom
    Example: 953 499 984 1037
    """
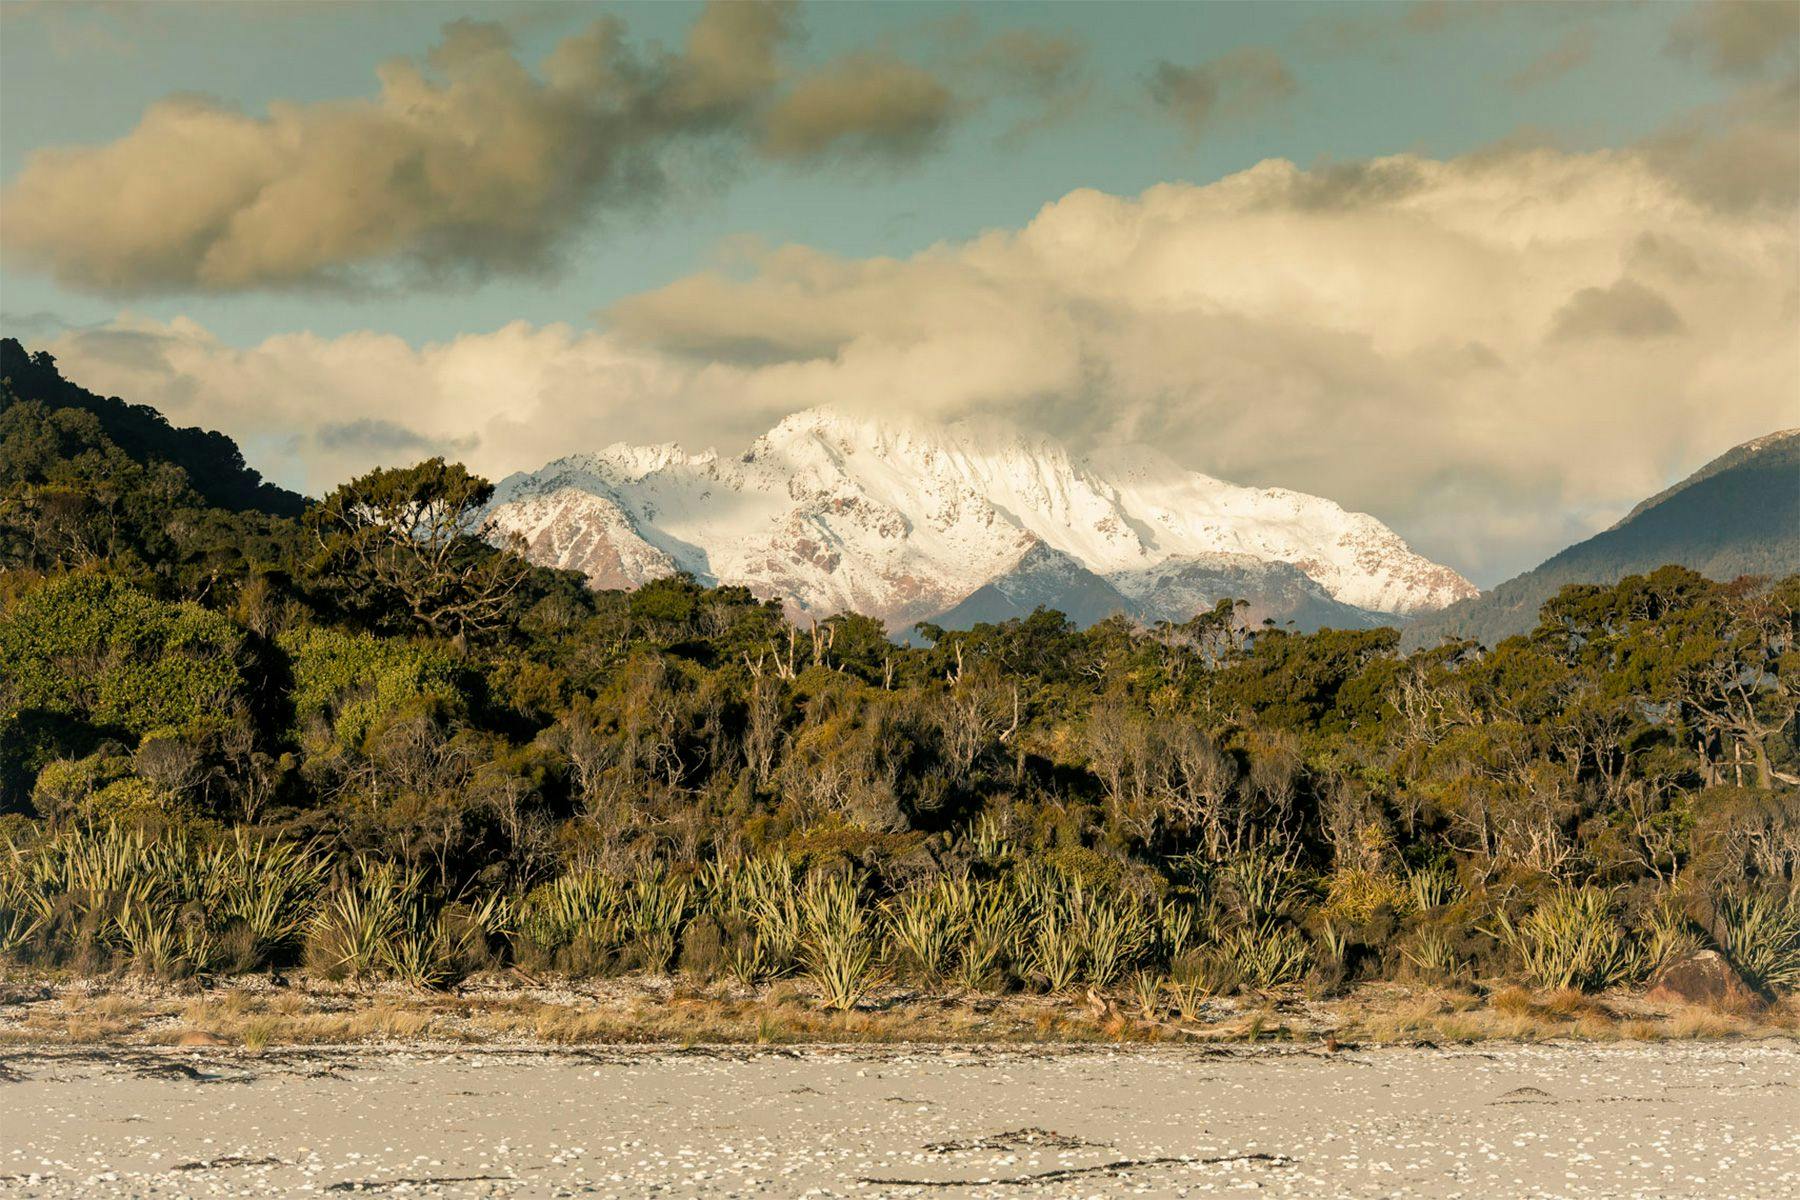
1 1040 1795 1198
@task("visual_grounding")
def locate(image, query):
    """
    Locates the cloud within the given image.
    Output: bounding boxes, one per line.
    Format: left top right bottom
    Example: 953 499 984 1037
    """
46 135 1797 585
1505 26 1597 90
970 28 1087 99
760 55 954 164
1148 48 1297 141
1 5 804 295
1642 71 1800 213
3 2 1044 295
1549 279 1687 341
315 418 478 458
957 28 1093 144
1296 0 1590 62
1667 0 1800 78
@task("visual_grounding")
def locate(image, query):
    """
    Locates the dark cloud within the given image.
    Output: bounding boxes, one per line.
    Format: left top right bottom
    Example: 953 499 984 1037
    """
2 3 807 294
1667 0 1800 78
759 54 954 164
962 27 1093 145
1549 279 1687 342
0 309 82 336
1 1 1031 295
1148 48 1296 141
1297 0 1593 61
973 28 1087 98
1267 158 1431 211
316 418 477 456
1639 73 1800 211
1505 26 1596 90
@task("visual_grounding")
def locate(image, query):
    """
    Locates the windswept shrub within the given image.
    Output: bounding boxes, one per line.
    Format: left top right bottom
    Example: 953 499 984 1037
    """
1323 868 1408 925
954 881 1020 991
0 824 329 975
306 858 418 980
1406 864 1459 912
1401 929 1466 984
1635 891 1703 981
703 854 803 983
515 869 626 973
1219 919 1310 990
1083 892 1153 987
1219 849 1300 924
626 872 690 973
1029 899 1085 992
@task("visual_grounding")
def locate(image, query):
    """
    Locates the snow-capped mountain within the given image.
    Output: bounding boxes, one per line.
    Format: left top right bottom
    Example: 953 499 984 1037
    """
488 407 1477 631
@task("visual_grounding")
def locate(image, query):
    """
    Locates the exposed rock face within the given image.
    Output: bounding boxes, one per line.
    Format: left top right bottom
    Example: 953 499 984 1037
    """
1645 950 1766 1011
488 407 1477 631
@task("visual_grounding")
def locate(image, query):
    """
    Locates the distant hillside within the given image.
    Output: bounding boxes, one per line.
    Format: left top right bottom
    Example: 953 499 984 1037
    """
1404 428 1800 649
0 338 307 516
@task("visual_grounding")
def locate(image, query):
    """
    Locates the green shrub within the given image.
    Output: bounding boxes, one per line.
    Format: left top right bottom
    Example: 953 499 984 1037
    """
1219 920 1310 990
799 872 879 1010
884 877 967 983
279 626 471 749
0 574 248 737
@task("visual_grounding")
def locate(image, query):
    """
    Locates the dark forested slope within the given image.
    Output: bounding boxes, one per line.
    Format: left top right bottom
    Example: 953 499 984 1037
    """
0 338 307 516
1406 429 1800 649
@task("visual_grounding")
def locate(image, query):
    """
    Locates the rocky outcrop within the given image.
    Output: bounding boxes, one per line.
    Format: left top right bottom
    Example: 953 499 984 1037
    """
1645 950 1766 1011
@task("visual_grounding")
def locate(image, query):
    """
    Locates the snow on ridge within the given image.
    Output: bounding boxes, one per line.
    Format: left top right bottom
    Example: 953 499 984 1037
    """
486 405 1476 625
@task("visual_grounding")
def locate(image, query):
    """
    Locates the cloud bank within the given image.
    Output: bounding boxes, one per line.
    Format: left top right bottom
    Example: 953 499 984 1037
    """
46 135 1799 585
1 2 1082 295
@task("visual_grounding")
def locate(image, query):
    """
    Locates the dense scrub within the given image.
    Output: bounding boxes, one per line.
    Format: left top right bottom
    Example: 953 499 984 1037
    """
2 344 1797 1005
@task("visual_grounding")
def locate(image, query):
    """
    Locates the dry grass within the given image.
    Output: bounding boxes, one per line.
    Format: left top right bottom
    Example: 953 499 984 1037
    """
0 972 1795 1050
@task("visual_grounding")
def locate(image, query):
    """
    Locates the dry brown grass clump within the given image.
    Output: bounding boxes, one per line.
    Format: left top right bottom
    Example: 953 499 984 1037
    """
1 972 1795 1050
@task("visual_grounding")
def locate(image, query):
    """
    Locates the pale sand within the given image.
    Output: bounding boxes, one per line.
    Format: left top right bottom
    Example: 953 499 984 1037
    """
1 1041 1796 1197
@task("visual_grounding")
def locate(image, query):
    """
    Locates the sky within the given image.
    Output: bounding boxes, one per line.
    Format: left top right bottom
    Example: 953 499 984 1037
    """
1 0 1796 585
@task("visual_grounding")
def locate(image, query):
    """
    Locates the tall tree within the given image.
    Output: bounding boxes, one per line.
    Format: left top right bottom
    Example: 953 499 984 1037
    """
307 459 529 640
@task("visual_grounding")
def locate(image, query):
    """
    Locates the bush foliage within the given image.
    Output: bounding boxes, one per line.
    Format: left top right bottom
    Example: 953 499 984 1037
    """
2 342 1797 1001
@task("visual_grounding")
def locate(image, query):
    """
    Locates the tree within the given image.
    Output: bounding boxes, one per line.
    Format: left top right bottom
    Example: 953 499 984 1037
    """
307 459 530 639
1681 578 1800 789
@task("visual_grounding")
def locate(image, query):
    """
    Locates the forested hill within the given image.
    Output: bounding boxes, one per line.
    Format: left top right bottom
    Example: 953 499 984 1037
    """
1404 429 1800 650
1 346 1796 1000
0 338 306 517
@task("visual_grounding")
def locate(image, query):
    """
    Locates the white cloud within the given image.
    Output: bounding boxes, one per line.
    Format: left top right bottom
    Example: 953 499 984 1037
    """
45 142 1799 584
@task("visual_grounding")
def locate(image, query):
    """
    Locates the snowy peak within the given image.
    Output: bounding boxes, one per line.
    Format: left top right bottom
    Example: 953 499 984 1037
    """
488 406 1476 629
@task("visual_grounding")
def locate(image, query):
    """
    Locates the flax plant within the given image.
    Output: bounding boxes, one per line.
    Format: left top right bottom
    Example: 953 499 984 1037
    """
884 877 966 984
1716 887 1800 993
799 872 879 1010
1494 887 1636 993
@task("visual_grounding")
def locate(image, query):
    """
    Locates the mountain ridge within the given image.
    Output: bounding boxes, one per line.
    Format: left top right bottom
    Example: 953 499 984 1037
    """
1403 427 1800 649
489 407 1475 633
